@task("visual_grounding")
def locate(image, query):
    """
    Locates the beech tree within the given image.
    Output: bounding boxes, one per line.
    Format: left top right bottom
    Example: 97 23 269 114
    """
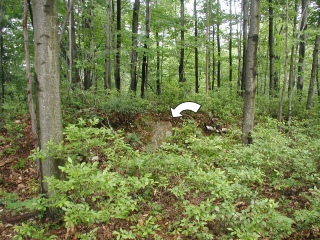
242 0 260 144
32 0 64 194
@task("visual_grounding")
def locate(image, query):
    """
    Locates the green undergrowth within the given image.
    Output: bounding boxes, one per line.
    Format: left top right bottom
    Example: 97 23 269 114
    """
3 115 319 239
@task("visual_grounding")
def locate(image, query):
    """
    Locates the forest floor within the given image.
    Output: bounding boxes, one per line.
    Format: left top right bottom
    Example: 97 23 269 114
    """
0 110 320 239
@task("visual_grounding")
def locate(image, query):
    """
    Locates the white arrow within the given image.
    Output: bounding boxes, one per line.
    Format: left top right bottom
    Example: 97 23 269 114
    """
171 102 201 117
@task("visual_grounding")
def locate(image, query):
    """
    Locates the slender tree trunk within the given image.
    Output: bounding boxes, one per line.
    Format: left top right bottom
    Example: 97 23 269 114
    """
269 0 275 94
229 0 233 87
306 10 320 109
242 0 260 144
130 0 140 93
31 0 64 194
0 0 4 106
156 31 161 95
212 25 215 90
235 0 242 92
241 0 248 94
0 32 4 105
178 0 185 82
105 0 112 89
297 0 308 96
194 0 199 93
205 0 210 93
141 0 151 98
91 0 96 90
288 0 298 124
278 0 289 123
83 0 92 90
217 0 221 88
23 0 38 148
115 0 121 91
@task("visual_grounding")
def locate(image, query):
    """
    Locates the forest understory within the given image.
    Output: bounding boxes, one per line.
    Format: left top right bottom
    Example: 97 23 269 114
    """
0 99 320 239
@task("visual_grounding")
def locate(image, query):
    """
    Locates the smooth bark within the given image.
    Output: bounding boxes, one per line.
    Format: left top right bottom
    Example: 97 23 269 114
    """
242 0 260 144
31 0 64 194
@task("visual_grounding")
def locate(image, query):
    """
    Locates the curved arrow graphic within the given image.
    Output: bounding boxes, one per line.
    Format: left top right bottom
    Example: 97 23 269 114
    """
171 102 201 117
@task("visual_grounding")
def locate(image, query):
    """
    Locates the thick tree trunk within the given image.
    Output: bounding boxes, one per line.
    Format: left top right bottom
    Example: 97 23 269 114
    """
306 10 320 109
178 0 185 82
242 0 260 144
130 0 140 93
115 0 121 91
105 0 112 89
194 0 199 93
31 0 64 194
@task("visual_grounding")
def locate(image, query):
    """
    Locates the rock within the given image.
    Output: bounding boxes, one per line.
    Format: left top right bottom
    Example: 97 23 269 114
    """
146 121 172 151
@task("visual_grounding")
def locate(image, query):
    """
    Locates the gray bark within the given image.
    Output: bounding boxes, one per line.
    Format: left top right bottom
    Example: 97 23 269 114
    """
242 0 260 144
31 0 64 194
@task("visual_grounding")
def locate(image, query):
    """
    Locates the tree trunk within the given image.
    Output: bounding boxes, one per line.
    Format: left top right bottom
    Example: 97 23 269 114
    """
194 0 199 93
288 0 298 124
0 0 4 106
242 0 260 144
217 0 221 88
235 0 242 92
269 0 275 94
156 31 161 95
130 0 140 93
91 0 96 90
23 0 38 148
83 0 92 90
241 0 248 94
212 25 215 90
141 0 151 98
297 0 308 96
114 0 121 91
178 0 185 82
306 10 320 109
229 0 233 87
205 0 210 93
105 0 112 89
278 0 289 123
31 0 64 194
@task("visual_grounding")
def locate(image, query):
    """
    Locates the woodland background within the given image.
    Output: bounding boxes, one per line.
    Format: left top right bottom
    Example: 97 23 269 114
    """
0 0 320 239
